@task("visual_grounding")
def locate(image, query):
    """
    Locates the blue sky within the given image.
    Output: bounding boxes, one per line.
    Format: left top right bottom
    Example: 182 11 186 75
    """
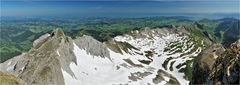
1 0 239 17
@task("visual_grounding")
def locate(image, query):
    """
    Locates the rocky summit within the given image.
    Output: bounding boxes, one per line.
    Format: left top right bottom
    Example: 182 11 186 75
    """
191 39 240 84
207 39 240 84
0 27 239 85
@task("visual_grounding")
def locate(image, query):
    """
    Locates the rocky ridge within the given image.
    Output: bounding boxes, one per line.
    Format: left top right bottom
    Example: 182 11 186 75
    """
0 27 209 85
191 39 240 84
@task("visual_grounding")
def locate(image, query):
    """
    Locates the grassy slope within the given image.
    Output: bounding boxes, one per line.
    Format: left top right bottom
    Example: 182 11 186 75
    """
0 71 23 85
0 17 192 63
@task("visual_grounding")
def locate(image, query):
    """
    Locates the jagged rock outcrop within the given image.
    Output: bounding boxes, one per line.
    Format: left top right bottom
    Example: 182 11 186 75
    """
33 33 50 49
74 35 110 59
0 71 23 85
208 39 240 84
0 28 114 85
191 39 240 84
191 44 225 84
0 28 76 85
0 27 213 85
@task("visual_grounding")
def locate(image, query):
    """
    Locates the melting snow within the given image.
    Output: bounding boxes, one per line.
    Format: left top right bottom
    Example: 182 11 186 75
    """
62 30 202 85
7 63 15 72
62 43 130 85
56 50 60 56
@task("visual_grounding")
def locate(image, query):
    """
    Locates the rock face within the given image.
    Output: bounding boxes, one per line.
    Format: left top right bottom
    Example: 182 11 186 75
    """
0 71 23 85
208 39 240 84
0 28 76 85
74 35 110 59
191 44 225 84
191 39 240 84
0 28 210 85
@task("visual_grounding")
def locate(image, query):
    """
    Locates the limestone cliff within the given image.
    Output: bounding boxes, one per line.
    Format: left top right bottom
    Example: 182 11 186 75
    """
191 39 240 84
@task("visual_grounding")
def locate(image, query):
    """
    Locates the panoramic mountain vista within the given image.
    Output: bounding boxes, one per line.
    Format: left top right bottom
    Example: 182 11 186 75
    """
0 27 202 84
0 0 239 85
0 25 239 85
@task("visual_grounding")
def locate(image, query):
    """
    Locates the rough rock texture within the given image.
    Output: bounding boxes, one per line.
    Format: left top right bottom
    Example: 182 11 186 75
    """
0 28 76 85
191 39 240 84
0 71 24 85
74 35 110 59
104 39 139 54
0 27 216 85
33 33 50 49
191 44 225 84
152 69 180 85
208 39 240 84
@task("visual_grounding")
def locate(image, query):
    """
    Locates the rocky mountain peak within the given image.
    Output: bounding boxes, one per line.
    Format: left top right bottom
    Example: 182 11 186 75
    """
32 28 66 49
51 28 65 38
207 39 240 84
0 28 75 85
191 44 225 84
191 39 240 84
74 35 110 59
1 27 237 85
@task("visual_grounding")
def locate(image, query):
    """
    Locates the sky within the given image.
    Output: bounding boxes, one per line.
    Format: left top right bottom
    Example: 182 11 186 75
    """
1 0 240 17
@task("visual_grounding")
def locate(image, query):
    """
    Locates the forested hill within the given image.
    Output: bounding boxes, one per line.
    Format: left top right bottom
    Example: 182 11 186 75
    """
0 17 239 63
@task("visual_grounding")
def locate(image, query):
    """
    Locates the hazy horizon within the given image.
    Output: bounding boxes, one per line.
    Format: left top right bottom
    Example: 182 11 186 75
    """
1 1 239 19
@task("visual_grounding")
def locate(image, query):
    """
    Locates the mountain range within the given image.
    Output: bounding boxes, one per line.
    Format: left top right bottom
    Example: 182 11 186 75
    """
0 17 239 85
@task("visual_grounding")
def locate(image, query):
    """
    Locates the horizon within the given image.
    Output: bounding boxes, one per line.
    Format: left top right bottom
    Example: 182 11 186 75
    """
1 1 240 19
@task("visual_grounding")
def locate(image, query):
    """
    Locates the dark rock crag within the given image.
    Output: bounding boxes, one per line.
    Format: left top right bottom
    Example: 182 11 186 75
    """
191 39 240 84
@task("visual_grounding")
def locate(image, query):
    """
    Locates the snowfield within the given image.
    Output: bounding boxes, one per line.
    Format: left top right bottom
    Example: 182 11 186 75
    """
62 30 202 85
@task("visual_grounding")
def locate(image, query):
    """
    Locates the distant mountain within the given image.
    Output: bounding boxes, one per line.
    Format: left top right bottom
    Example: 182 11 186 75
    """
222 20 240 48
0 17 193 63
214 18 238 40
0 17 239 85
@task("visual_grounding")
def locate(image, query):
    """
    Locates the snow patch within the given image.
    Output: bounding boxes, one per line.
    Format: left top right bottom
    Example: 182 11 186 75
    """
56 50 60 56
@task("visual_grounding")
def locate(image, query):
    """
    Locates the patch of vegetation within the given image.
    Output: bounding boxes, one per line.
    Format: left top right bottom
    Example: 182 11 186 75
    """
128 71 152 81
106 40 139 54
169 42 181 48
105 40 123 54
138 60 151 65
1 17 238 63
180 38 202 57
162 57 173 70
184 60 193 80
120 42 139 52
169 61 176 71
178 60 193 80
152 70 164 84
40 66 51 76
0 71 23 85
169 45 182 53
184 22 218 44
123 59 144 67
165 41 184 54
167 79 179 85
167 48 183 56
163 47 171 52
153 69 180 84
144 51 154 57
176 63 185 69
